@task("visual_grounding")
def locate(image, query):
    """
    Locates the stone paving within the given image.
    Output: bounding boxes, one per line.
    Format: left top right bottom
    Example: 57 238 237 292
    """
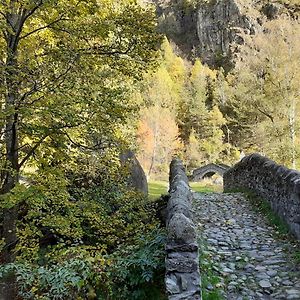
192 192 300 300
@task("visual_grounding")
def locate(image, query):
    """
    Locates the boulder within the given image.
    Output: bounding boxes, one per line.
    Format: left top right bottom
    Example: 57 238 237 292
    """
120 150 148 195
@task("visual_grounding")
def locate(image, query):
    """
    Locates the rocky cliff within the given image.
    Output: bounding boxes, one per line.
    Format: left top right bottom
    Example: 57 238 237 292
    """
149 0 299 68
197 0 261 68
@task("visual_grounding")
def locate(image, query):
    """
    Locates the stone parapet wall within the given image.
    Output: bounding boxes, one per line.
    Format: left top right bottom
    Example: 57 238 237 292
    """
224 153 300 240
165 158 201 300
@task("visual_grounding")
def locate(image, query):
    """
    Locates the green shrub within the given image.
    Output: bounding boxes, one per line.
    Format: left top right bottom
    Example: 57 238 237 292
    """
106 228 167 300
0 155 167 299
0 228 166 299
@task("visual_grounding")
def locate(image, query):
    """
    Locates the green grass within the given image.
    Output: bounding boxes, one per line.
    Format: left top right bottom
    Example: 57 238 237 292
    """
199 239 224 300
292 251 300 264
148 181 221 200
148 181 169 200
190 182 222 193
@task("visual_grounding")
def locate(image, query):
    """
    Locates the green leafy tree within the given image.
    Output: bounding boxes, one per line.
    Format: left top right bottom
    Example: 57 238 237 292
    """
0 0 160 297
176 59 230 167
177 59 213 145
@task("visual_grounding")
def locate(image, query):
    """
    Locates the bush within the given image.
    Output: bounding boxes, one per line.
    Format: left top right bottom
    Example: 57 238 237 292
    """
105 228 167 300
0 155 167 299
0 228 166 299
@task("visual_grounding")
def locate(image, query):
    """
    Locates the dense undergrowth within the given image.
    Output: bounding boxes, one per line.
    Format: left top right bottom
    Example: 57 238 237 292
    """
0 158 167 299
0 228 167 299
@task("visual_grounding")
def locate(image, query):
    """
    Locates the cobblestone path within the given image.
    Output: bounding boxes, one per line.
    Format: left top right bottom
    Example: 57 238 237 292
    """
193 192 300 300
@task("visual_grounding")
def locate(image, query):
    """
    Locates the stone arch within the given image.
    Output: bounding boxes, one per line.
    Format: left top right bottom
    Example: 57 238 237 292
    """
191 163 230 182
201 170 217 178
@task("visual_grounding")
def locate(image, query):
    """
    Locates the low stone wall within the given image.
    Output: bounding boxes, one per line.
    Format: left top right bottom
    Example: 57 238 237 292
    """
165 158 201 300
224 153 300 240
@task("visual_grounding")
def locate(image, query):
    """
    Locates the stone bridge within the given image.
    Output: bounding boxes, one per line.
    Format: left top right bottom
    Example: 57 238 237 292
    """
190 163 229 181
164 154 300 300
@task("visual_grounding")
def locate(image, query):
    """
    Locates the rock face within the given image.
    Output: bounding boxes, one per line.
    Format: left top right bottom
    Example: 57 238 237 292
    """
224 153 300 240
151 0 200 57
148 0 298 68
165 158 201 300
196 0 261 68
119 150 148 195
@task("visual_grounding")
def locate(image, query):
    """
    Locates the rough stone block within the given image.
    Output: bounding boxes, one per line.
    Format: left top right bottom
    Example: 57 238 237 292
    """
166 274 180 294
166 252 199 273
167 204 192 224
169 190 191 202
167 213 196 244
165 243 198 253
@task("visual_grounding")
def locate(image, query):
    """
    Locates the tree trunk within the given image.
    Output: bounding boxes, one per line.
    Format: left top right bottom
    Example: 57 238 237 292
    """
148 123 158 179
289 98 296 169
0 12 21 298
0 112 19 300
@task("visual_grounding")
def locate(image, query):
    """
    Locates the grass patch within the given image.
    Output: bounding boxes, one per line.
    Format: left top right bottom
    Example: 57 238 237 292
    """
190 181 222 193
148 181 169 201
292 251 300 264
148 180 221 200
199 239 224 300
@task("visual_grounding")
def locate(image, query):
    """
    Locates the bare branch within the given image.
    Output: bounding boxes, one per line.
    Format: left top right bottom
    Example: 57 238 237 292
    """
18 82 39 105
24 0 44 20
17 119 88 169
257 107 274 123
17 56 78 107
8 0 44 47
0 11 14 29
79 39 137 57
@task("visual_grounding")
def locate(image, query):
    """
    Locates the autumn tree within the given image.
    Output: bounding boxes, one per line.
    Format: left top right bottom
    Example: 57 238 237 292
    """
137 40 234 173
136 38 185 178
137 106 181 178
